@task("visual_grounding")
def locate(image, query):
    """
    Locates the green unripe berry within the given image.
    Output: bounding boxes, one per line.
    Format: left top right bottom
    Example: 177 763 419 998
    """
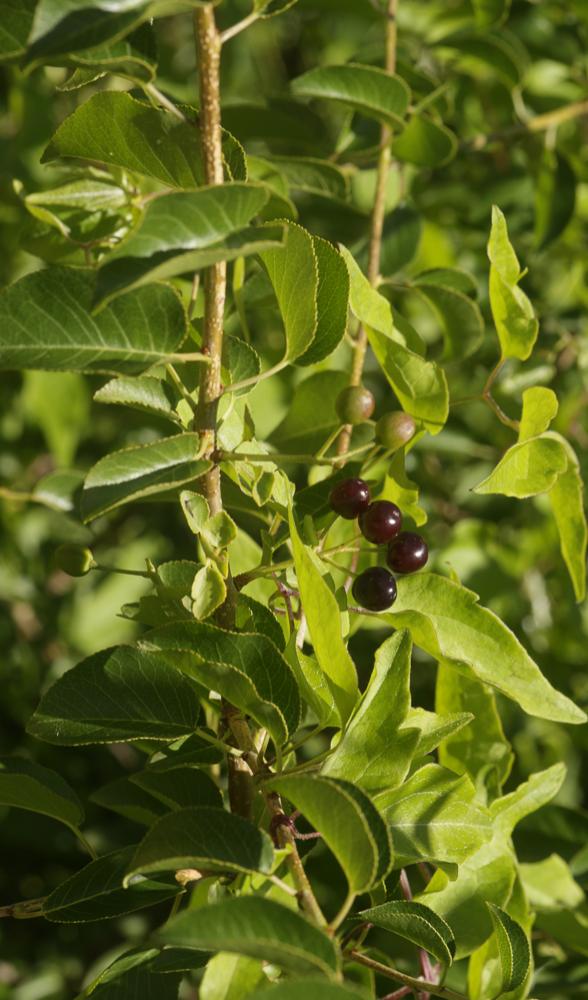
375 411 416 450
53 544 94 577
335 385 375 425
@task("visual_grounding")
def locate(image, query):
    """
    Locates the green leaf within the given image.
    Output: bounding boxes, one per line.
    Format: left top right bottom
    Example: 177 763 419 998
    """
418 765 566 956
340 243 393 337
296 236 350 366
126 807 274 883
357 900 455 967
0 267 186 375
27 645 202 745
0 755 84 830
190 562 227 621
42 91 242 187
43 846 179 923
394 115 458 168
487 904 531 995
411 271 484 360
404 708 474 758
487 206 538 361
259 222 318 362
200 953 264 1000
289 507 358 722
436 664 513 802
285 644 340 728
26 3 146 61
291 63 410 128
80 433 211 521
130 767 223 811
94 376 181 424
377 764 491 868
535 149 576 249
549 440 587 602
159 897 340 978
265 773 392 893
140 621 301 748
518 386 558 441
387 573 585 724
473 435 568 498
323 631 418 793
382 452 427 527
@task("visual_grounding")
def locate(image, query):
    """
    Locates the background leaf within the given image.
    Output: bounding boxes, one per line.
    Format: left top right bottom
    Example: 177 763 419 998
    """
27 645 202 745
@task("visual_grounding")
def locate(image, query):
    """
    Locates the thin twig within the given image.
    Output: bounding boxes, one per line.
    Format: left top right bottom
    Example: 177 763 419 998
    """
220 11 260 44
465 99 588 152
143 82 187 121
337 0 398 458
348 952 467 1000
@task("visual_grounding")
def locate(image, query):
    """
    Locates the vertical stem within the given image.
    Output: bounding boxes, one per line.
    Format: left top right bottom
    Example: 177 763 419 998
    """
195 5 226 515
194 5 251 820
337 0 398 458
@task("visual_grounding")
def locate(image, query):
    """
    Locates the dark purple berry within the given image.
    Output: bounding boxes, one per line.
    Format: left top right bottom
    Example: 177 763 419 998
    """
359 500 402 544
336 385 375 425
387 531 429 573
329 477 371 519
352 567 397 611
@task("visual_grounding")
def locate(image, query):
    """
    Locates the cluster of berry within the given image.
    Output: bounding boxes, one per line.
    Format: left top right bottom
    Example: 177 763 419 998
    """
329 477 428 611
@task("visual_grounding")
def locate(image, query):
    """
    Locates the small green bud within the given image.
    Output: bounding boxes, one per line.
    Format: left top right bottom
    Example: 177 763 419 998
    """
375 411 416 450
335 385 375 425
53 544 94 577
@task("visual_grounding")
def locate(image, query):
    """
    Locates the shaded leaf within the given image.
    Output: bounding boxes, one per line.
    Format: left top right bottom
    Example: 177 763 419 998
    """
291 63 410 128
270 155 348 201
535 149 576 250
270 370 348 454
43 847 179 923
0 755 84 830
27 645 202 745
81 433 211 521
0 267 186 375
159 897 340 977
394 115 457 168
126 807 274 882
140 621 301 748
131 767 223 811
411 271 484 360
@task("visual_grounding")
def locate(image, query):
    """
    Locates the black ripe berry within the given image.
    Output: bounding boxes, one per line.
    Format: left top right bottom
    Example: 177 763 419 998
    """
352 567 397 611
387 531 429 574
359 500 402 544
329 477 371 519
335 385 375 425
